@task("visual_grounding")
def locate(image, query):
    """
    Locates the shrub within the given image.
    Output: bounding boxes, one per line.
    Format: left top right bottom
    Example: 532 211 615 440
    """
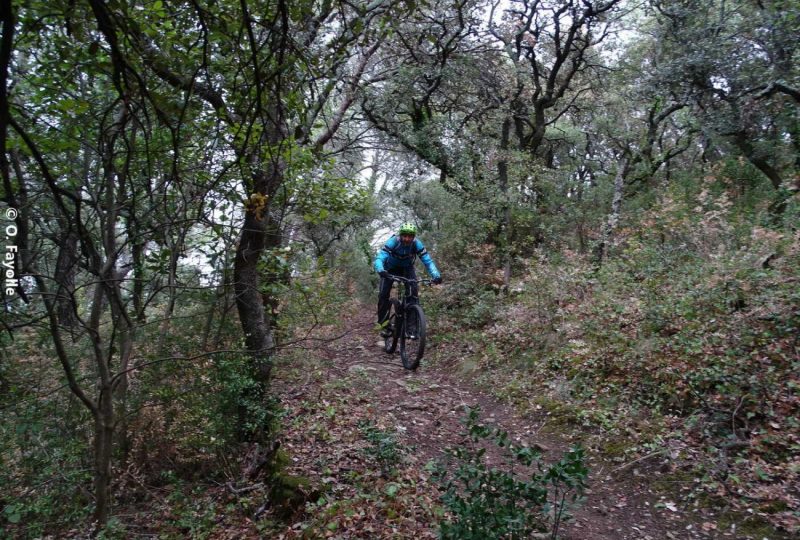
358 420 405 478
431 407 588 540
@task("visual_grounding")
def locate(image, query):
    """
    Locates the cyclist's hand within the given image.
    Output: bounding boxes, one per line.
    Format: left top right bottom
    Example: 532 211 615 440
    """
432 276 442 285
379 271 389 279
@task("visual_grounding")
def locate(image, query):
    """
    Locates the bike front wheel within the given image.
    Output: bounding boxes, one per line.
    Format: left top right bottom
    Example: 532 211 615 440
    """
383 299 400 353
400 304 426 370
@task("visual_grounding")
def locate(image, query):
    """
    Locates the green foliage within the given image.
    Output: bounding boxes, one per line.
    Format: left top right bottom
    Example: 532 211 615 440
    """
164 487 220 539
0 388 93 538
96 517 129 540
447 287 501 329
358 421 405 477
216 353 283 443
275 259 359 331
146 350 282 455
431 407 588 540
339 233 384 302
419 159 799 531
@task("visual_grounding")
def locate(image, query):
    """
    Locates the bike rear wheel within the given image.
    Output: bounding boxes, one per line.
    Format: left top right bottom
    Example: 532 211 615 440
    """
400 304 426 370
383 299 400 353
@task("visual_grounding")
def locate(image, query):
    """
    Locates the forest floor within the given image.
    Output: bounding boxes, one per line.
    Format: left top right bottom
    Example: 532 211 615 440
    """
257 306 776 540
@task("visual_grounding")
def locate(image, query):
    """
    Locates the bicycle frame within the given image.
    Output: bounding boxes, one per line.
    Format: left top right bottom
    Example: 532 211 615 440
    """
383 274 431 369
390 275 429 308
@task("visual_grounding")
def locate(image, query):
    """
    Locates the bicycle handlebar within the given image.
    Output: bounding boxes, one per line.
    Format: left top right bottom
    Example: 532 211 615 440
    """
385 274 432 285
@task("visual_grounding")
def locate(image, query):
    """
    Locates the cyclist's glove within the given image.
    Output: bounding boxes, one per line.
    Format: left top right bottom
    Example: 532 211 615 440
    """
432 276 442 284
379 271 389 279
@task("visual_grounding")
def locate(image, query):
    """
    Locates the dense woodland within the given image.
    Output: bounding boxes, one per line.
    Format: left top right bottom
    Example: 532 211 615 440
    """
0 0 798 537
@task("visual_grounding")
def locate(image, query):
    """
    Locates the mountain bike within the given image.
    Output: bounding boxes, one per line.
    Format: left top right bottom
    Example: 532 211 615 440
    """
382 275 430 370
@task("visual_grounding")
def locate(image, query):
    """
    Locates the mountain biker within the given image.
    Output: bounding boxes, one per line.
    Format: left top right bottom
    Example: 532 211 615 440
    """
374 222 442 337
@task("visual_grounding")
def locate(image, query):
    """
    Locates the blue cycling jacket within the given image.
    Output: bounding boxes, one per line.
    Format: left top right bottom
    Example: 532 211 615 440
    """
374 235 441 279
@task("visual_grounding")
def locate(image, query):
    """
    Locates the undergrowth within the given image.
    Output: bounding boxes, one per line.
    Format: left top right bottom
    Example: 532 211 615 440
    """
431 407 588 540
426 183 800 535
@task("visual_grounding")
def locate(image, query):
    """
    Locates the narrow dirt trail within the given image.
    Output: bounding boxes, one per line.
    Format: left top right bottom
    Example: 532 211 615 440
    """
274 308 738 539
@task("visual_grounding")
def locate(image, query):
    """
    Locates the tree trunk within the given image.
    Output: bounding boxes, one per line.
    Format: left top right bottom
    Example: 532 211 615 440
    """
92 397 114 528
498 117 512 292
54 229 80 332
158 228 184 350
90 109 131 526
234 208 280 383
233 136 285 438
86 273 113 528
575 176 587 253
131 238 146 323
594 158 627 268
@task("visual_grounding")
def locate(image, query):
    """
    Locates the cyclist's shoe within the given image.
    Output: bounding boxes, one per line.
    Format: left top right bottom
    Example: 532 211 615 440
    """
380 325 394 338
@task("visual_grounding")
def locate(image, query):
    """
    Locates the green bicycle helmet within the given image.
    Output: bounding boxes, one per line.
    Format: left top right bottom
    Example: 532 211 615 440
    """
398 222 417 236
